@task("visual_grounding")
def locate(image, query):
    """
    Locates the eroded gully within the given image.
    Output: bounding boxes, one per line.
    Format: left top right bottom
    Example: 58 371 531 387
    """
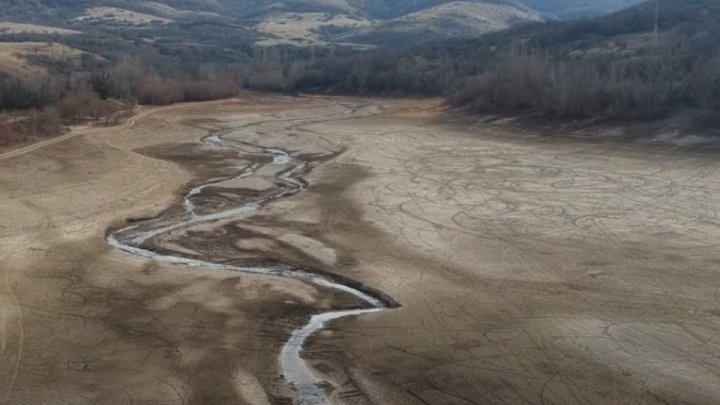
106 108 392 405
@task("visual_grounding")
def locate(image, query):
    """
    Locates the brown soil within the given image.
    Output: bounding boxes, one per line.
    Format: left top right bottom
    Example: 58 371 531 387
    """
1 94 720 405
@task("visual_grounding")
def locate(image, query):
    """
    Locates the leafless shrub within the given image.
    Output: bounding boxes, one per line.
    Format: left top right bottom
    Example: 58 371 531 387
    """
451 38 694 119
56 90 120 122
692 55 720 111
0 107 64 147
138 80 184 105
138 78 238 105
179 78 238 102
239 64 286 91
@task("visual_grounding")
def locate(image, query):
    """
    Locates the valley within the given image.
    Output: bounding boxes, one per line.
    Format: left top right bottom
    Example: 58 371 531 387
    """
1 95 719 404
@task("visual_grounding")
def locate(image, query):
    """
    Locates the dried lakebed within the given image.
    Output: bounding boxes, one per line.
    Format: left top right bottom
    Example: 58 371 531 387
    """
6 96 720 405
107 126 393 405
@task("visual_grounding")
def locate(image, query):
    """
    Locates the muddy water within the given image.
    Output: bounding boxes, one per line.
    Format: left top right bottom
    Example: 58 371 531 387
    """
107 129 389 404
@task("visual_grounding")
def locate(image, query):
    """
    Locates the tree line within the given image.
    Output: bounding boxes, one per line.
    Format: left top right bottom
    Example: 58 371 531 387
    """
2 0 719 148
449 38 720 118
0 55 243 147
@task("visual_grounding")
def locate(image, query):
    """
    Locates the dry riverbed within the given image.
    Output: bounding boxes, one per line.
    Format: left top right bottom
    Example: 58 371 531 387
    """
1 95 719 405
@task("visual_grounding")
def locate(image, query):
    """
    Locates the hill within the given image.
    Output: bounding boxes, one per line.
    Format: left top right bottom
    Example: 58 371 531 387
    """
344 0 643 19
413 0 719 64
0 0 651 53
336 1 544 47
286 0 720 122
518 0 643 18
1 0 703 124
441 0 720 118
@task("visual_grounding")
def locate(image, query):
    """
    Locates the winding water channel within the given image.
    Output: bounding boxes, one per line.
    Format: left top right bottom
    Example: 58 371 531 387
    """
107 127 390 404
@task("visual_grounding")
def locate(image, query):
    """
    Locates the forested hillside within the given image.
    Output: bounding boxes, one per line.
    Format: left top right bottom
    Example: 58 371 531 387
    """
0 0 649 58
287 0 720 119
0 0 548 116
519 0 642 18
0 0 712 149
0 0 644 21
445 0 720 117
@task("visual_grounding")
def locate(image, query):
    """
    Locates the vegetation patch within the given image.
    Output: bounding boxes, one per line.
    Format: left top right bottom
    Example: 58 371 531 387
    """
0 22 80 35
255 12 370 47
74 7 172 25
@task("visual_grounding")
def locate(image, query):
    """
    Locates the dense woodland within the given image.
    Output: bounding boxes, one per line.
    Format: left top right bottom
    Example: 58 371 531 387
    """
287 0 720 118
0 0 718 147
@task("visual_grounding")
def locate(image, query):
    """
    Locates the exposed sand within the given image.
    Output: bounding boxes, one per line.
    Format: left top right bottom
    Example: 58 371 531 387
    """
1 95 720 404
